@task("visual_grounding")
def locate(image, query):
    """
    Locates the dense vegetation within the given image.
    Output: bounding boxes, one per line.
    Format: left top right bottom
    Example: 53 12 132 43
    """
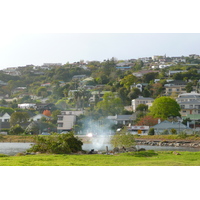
0 57 200 134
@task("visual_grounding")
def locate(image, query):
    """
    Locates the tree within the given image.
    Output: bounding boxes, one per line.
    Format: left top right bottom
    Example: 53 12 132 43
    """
148 96 181 119
10 112 30 126
110 127 136 148
136 104 148 112
136 116 160 126
43 110 51 117
120 74 138 90
9 124 25 135
95 92 124 116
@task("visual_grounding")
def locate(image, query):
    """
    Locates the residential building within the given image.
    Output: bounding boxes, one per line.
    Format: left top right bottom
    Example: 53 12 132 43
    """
29 114 51 121
176 92 200 116
107 114 136 125
0 112 10 122
18 103 36 109
164 80 187 96
57 110 84 133
132 96 154 112
152 120 190 134
168 70 187 76
127 125 149 135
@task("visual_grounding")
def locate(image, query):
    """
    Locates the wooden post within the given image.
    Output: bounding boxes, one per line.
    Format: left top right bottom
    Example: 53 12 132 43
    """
106 146 108 154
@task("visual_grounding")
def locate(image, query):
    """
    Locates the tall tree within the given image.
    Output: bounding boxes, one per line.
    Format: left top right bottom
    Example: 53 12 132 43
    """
148 96 181 119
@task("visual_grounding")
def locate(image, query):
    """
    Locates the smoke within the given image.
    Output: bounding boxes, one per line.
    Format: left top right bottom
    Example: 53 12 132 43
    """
80 117 115 151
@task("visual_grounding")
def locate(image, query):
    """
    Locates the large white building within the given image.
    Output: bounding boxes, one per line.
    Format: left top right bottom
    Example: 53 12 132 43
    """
132 96 154 112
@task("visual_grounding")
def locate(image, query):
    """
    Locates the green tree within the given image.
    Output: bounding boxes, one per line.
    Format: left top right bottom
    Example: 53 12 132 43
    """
9 124 25 135
110 127 136 148
10 112 30 126
148 96 181 119
95 92 124 116
120 74 138 90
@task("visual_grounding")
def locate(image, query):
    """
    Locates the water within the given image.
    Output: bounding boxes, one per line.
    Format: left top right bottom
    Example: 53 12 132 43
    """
0 143 33 156
0 143 199 156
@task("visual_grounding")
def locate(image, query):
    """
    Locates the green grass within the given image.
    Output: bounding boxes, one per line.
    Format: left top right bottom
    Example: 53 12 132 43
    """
1 151 200 166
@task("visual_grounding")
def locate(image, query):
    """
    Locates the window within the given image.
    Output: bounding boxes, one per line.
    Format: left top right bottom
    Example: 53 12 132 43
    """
58 123 63 127
58 116 63 121
181 105 185 109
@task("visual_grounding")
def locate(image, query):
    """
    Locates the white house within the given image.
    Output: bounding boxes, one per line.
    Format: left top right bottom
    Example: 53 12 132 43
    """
132 96 154 112
29 114 51 121
18 103 36 109
0 112 10 122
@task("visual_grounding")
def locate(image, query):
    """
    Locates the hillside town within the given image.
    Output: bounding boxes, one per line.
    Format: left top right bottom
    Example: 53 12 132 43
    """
0 53 200 136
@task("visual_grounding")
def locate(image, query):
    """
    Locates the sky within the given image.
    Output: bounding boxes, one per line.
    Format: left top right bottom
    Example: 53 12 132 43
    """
0 33 200 69
0 0 200 69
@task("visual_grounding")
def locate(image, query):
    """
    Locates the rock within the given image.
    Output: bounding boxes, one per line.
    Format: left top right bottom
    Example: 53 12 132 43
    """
113 147 119 152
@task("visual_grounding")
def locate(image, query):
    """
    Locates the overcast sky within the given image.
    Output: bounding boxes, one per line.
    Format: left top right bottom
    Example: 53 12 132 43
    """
0 0 200 70
0 33 200 69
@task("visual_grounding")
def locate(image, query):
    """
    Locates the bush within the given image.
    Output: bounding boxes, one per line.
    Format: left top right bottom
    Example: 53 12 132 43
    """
27 132 83 154
9 124 25 135
148 128 155 135
171 128 177 135
111 127 136 148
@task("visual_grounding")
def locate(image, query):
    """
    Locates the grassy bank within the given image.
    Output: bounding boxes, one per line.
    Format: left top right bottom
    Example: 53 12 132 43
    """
0 135 35 143
1 151 200 166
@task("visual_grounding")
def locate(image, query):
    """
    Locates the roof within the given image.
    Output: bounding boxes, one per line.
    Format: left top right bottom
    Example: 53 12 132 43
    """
179 100 200 105
152 120 189 129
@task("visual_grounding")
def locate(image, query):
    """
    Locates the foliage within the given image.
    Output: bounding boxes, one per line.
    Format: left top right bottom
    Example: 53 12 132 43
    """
43 110 51 116
148 128 155 135
161 129 169 135
10 112 30 126
120 74 138 89
0 107 15 115
177 131 187 139
95 92 124 116
110 127 136 148
136 104 148 112
136 116 160 126
149 96 181 119
9 124 25 135
28 132 83 154
171 128 177 135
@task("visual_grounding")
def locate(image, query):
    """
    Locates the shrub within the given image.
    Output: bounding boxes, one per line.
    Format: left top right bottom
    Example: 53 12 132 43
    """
27 132 83 154
148 128 155 135
111 127 136 148
9 124 25 135
171 128 177 135
161 129 169 135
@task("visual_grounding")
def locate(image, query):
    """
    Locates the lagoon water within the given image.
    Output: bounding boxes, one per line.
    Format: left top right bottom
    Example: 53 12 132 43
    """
0 143 200 156
0 143 34 156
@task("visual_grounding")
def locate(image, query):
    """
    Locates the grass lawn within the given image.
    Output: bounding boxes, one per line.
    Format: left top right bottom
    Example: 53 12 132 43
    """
1 151 200 166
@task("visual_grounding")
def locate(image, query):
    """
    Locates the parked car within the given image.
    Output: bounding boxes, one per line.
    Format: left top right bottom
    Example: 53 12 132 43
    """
60 131 69 134
40 132 51 135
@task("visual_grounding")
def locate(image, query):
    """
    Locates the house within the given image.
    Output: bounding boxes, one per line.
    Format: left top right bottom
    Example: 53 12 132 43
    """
18 103 36 109
168 70 187 76
72 75 87 80
152 120 190 135
107 114 136 126
57 110 84 133
35 103 55 112
132 96 154 112
179 100 200 116
164 80 187 96
130 83 148 92
0 112 10 122
29 114 51 122
128 125 149 135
